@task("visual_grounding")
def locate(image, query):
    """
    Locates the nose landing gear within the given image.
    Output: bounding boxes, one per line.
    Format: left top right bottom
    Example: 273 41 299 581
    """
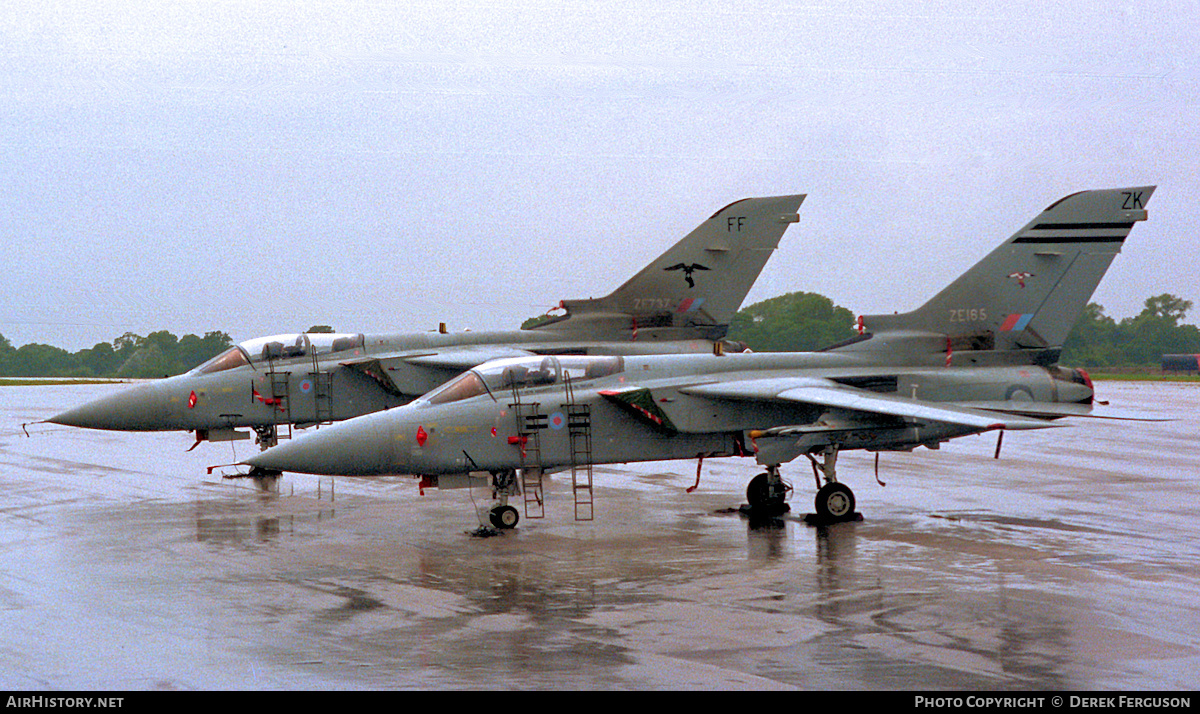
469 470 521 536
489 504 520 529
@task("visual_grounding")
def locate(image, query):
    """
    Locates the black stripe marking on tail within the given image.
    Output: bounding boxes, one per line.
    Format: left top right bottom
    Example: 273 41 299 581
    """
1032 222 1135 230
1014 235 1128 244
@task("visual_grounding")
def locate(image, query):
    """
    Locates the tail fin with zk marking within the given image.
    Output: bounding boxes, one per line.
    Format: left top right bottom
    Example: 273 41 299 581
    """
841 186 1155 362
530 195 805 341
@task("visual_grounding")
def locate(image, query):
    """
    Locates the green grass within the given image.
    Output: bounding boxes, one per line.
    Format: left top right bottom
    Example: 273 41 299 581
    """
1090 373 1200 382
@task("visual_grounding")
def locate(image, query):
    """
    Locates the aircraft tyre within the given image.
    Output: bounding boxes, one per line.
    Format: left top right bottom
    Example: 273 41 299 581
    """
247 466 281 493
815 482 855 521
247 466 281 480
746 473 785 510
489 505 520 529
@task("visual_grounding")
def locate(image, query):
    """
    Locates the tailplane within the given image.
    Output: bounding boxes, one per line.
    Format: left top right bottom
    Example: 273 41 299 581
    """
841 186 1155 363
530 194 805 341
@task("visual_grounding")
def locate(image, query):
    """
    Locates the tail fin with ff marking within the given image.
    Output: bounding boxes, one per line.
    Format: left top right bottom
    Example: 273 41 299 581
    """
843 186 1155 361
530 195 805 341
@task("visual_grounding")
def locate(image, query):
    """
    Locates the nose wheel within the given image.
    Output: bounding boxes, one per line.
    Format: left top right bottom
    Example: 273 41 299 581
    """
487 470 521 529
489 504 520 529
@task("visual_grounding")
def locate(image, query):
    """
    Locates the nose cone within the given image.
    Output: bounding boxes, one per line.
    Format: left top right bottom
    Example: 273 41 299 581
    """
48 382 172 431
243 413 397 476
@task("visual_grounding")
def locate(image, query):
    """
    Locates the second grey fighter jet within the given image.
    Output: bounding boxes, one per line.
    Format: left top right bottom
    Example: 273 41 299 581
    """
48 194 805 458
243 186 1157 528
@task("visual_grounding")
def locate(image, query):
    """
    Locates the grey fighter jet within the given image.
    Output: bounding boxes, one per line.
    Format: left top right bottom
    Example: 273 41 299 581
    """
47 195 805 457
243 186 1156 529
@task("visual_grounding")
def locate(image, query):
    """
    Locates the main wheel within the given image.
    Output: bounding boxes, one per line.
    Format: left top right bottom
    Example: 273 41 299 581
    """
489 505 520 529
746 473 770 508
746 472 787 509
814 482 855 521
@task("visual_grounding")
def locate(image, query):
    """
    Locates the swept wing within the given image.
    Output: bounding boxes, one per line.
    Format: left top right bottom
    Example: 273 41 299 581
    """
679 377 1061 432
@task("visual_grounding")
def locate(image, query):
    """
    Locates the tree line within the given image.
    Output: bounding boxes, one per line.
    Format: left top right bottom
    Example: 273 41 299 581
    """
1058 294 1200 368
724 291 1200 370
0 331 233 379
1 293 1195 378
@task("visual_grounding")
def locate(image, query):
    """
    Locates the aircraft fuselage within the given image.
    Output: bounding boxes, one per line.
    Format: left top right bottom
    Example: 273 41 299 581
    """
245 350 1093 478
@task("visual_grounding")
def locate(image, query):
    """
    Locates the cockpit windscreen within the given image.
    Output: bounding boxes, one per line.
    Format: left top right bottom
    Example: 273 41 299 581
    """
421 355 624 405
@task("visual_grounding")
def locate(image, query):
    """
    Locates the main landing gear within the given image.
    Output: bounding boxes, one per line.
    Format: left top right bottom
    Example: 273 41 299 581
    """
745 445 861 524
805 445 858 523
814 482 855 521
745 465 792 516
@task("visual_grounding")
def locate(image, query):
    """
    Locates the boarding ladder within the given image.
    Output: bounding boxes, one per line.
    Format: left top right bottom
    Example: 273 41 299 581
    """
307 350 335 424
261 361 293 443
311 370 334 423
510 385 546 520
563 377 594 521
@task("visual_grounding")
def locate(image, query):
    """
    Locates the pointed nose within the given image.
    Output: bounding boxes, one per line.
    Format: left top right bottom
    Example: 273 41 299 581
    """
48 382 172 431
243 413 397 476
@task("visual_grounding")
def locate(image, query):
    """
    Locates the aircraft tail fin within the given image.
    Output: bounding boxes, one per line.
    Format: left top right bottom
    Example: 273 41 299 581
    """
530 194 805 341
845 186 1155 362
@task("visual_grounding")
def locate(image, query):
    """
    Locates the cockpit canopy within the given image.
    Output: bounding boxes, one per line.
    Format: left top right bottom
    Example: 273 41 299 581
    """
189 333 365 375
419 355 625 405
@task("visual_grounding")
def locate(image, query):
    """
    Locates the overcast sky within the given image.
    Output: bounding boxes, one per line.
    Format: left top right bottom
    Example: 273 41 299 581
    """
2 0 1196 351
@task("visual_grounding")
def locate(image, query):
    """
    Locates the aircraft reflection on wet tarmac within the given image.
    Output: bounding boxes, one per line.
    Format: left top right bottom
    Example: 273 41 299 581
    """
2 382 1197 689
